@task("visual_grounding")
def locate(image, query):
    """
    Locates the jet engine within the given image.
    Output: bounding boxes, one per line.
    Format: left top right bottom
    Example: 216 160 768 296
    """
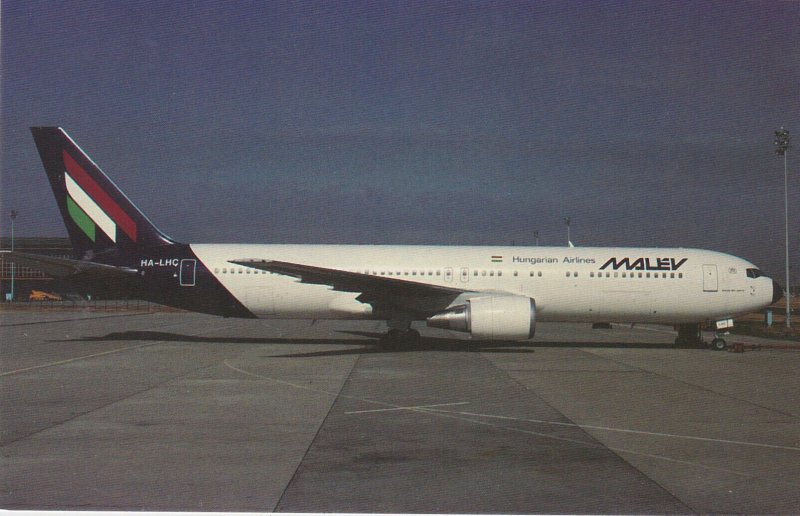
426 295 536 341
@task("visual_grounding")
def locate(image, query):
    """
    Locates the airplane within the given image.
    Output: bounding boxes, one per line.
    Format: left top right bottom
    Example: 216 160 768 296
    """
4 127 782 350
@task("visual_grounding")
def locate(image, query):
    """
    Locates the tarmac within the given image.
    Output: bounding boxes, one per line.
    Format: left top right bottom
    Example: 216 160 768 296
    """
1 310 798 513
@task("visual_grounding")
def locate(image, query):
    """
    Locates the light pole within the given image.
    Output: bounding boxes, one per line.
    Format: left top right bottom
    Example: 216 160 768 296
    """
9 210 17 302
774 127 791 328
563 217 571 246
533 230 539 246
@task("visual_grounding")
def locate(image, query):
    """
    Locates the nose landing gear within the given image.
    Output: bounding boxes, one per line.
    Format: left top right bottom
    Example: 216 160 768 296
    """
674 322 731 351
710 336 728 351
709 318 734 351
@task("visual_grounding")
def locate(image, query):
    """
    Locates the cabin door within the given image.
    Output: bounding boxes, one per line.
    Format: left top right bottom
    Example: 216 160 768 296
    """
180 259 197 286
702 264 718 292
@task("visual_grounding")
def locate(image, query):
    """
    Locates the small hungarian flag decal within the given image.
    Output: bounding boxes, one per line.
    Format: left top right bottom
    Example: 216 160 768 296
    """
491 255 503 263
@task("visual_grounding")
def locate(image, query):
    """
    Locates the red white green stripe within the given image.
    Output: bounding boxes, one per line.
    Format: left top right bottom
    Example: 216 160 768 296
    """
66 190 96 242
62 150 137 243
65 173 115 242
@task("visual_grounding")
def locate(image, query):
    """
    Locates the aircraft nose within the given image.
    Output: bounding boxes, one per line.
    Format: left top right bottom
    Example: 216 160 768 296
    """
772 279 784 304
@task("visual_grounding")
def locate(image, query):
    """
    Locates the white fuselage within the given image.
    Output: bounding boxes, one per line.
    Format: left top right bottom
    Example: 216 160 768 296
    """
190 244 774 325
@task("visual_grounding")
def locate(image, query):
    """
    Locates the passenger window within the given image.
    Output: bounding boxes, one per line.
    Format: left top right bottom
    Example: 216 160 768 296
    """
590 272 594 278
538 271 542 277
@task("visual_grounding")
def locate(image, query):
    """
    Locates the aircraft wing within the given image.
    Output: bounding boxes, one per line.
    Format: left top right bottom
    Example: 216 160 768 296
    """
229 259 466 314
1 251 139 280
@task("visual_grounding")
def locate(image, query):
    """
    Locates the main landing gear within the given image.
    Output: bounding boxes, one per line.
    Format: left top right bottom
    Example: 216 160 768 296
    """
386 320 421 344
387 327 421 341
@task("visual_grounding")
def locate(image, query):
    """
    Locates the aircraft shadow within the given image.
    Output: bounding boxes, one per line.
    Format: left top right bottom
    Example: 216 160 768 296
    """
56 330 533 355
58 330 362 346
55 329 687 358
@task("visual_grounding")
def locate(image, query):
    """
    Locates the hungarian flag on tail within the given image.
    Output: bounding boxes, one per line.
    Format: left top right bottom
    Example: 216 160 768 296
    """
30 127 175 258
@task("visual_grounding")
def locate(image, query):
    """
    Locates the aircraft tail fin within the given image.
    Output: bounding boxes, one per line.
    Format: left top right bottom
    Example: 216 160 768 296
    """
30 127 176 259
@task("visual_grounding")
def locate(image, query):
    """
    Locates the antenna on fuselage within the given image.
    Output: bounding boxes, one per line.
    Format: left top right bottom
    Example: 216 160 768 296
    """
563 217 575 247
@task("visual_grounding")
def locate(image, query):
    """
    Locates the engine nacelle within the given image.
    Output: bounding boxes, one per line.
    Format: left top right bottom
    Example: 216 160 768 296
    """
427 295 536 341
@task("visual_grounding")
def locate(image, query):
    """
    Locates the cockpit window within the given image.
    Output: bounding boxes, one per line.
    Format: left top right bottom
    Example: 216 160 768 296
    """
746 268 763 279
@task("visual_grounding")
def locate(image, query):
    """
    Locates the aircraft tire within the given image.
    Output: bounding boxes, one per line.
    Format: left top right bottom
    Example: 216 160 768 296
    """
386 328 420 345
711 338 727 351
405 329 421 342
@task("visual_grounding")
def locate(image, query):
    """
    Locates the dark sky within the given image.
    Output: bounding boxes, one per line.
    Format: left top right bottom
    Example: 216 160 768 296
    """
2 1 798 279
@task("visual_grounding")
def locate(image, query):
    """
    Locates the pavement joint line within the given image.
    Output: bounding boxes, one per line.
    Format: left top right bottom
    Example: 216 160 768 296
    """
0 318 213 377
273 348 362 512
478 350 698 511
227 357 800 489
0 311 153 327
580 347 800 420
413 406 800 486
0 343 157 377
224 359 465 414
1 319 241 448
224 360 391 407
344 401 470 415
0 345 236 449
421 408 800 452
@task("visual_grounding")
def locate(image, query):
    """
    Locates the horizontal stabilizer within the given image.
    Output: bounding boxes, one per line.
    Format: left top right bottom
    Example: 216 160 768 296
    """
1 251 138 280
